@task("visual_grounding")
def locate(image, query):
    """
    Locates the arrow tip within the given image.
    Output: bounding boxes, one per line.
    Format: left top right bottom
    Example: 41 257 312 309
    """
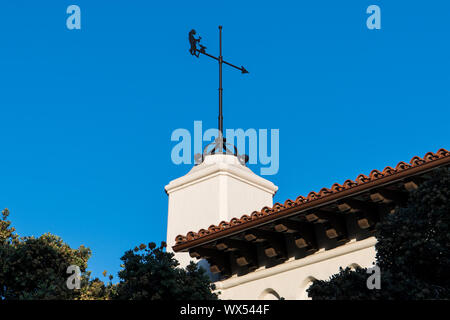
241 66 249 74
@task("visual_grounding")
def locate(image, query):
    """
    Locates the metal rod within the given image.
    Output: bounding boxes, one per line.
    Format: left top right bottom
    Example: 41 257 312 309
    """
222 60 243 71
196 50 246 72
197 51 219 61
189 26 248 155
218 26 223 146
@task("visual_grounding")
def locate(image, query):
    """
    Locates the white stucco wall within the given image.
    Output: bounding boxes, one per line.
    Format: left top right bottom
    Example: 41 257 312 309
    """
215 237 376 300
165 155 377 300
165 154 278 267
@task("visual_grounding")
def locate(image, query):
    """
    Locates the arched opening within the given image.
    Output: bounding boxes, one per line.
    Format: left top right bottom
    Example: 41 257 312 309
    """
297 276 317 300
258 288 281 300
348 263 361 271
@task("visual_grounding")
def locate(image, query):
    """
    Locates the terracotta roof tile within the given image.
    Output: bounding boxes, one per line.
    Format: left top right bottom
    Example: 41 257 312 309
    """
174 148 450 247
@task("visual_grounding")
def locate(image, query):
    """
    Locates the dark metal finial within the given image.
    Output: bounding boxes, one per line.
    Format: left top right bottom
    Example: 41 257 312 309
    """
189 26 249 163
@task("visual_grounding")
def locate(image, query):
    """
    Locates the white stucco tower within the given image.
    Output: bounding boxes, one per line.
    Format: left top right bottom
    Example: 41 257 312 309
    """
165 154 278 267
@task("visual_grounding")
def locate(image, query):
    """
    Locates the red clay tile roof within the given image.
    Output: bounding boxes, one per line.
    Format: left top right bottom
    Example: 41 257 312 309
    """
173 148 450 250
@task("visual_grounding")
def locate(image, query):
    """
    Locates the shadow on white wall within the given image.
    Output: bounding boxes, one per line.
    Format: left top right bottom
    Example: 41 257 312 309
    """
258 288 281 300
296 276 317 300
348 263 361 270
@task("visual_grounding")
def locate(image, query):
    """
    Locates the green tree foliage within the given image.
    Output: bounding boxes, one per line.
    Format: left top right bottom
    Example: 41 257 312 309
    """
1 209 217 300
113 242 219 300
0 208 112 300
307 168 450 299
79 276 116 300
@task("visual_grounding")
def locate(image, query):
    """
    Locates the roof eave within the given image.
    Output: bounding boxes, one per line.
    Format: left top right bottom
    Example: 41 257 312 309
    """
173 154 450 252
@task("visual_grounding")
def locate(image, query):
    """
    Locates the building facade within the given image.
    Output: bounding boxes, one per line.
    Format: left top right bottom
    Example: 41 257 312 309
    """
166 148 449 299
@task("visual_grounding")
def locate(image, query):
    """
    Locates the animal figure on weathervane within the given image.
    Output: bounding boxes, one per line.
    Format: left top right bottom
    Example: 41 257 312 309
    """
189 29 206 57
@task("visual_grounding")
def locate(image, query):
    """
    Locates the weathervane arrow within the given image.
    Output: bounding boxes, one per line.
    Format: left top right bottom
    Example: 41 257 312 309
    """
189 26 249 156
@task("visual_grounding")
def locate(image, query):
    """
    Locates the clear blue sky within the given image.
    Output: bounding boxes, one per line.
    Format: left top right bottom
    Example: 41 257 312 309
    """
0 1 448 280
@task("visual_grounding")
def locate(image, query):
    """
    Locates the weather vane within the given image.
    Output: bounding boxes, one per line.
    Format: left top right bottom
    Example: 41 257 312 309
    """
189 26 249 165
